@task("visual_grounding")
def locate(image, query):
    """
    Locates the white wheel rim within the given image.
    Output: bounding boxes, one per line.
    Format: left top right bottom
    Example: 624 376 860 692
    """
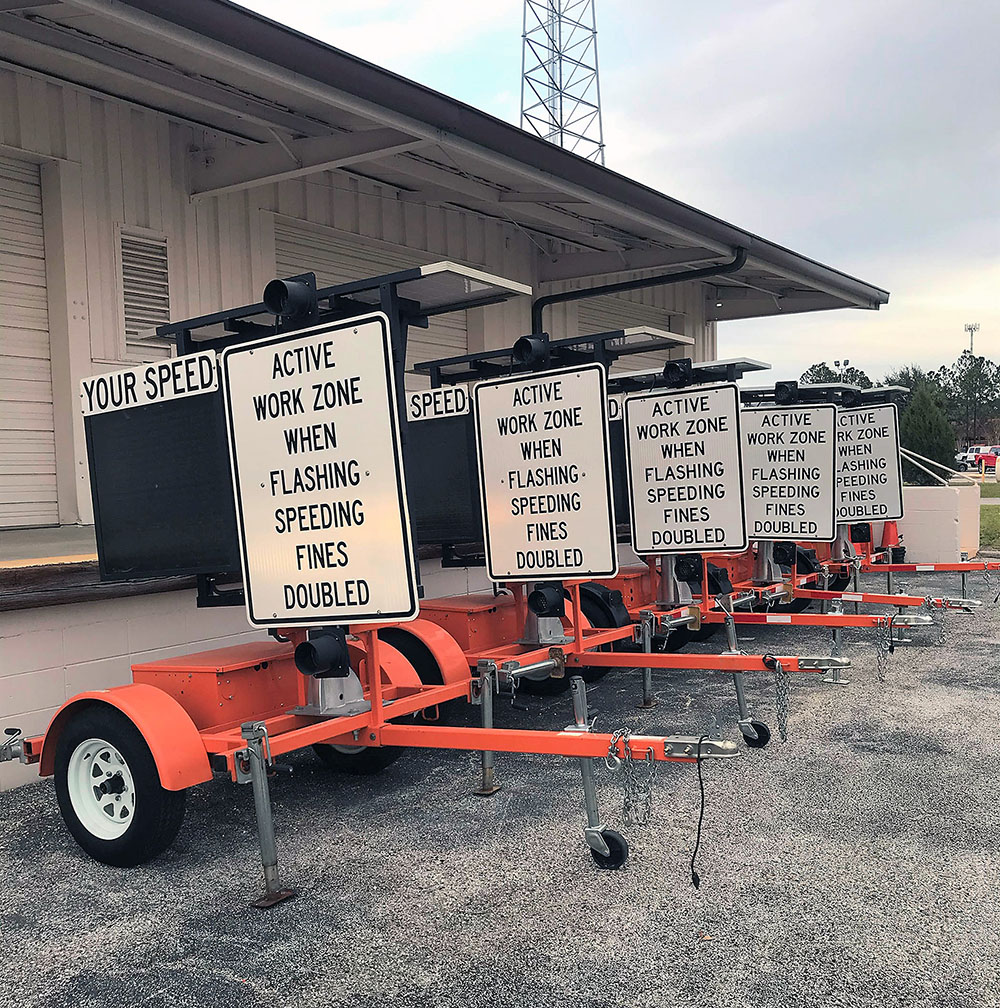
67 738 136 840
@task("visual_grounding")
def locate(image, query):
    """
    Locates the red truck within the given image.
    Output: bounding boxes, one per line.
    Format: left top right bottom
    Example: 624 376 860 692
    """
974 446 1000 469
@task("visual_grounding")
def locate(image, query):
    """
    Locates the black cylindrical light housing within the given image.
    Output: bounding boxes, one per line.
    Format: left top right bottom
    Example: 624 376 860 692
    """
774 381 798 405
294 632 350 678
263 278 317 319
513 333 549 366
527 583 565 617
662 358 694 388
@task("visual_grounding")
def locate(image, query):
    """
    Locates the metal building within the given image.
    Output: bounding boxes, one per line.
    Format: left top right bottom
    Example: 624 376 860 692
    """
0 0 888 788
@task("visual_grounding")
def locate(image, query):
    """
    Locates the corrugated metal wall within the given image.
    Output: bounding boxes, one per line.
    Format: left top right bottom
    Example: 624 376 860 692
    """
0 154 55 527
0 62 710 525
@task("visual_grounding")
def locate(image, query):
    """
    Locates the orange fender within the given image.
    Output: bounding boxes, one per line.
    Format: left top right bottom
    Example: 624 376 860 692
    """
39 683 212 791
347 637 423 690
378 619 471 685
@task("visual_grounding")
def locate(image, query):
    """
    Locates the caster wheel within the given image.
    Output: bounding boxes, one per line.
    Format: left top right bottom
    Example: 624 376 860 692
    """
741 720 771 749
590 828 629 870
313 743 403 774
54 705 186 867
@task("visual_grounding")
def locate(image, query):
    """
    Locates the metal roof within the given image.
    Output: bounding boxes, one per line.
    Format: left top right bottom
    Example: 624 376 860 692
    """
0 0 890 320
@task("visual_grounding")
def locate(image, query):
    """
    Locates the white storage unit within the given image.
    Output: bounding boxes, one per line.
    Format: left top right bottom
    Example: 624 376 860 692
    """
273 218 467 390
0 155 55 528
578 293 687 375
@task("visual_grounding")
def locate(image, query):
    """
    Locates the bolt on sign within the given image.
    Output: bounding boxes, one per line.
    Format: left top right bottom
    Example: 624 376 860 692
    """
741 404 837 542
836 403 904 522
473 363 617 581
221 314 418 627
624 383 747 554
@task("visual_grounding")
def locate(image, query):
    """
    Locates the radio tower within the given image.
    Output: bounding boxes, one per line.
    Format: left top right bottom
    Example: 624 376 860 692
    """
521 1 605 164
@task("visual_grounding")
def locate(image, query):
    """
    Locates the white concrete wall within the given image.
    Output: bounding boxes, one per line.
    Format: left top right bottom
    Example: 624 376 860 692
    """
898 484 981 563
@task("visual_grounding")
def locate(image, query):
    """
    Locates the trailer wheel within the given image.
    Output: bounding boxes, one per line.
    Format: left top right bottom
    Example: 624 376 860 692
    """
54 705 186 867
740 720 771 749
590 828 629 870
574 594 629 683
312 743 402 775
828 572 852 592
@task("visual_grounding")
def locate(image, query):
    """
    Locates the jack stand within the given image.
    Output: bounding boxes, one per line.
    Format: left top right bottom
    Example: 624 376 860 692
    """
823 603 851 686
819 569 830 615
473 661 502 796
962 571 969 598
239 721 296 909
637 611 657 709
886 569 894 594
851 560 862 614
718 596 763 744
569 677 614 859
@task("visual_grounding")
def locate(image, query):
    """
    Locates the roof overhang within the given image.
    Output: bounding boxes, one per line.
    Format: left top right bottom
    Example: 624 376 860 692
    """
0 0 890 321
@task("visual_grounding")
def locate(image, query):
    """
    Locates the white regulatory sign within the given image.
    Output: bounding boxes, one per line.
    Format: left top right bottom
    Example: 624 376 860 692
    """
221 314 418 628
473 363 617 582
836 403 904 522
625 382 747 554
80 352 217 416
741 404 837 542
406 385 469 422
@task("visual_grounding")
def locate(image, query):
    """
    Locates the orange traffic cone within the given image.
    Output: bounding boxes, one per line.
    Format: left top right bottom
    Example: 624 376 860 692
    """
881 520 904 562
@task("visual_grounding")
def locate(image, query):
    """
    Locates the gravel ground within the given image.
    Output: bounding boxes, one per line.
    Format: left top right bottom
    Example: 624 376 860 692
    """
1 570 999 1008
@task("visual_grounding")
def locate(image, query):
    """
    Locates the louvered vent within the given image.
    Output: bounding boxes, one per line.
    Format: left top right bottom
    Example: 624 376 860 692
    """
121 229 172 360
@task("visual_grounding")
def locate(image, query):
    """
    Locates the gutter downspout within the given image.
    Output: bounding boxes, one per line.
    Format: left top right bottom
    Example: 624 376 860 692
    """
530 247 748 335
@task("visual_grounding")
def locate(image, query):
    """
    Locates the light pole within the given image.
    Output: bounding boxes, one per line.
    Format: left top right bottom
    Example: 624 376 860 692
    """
965 322 980 354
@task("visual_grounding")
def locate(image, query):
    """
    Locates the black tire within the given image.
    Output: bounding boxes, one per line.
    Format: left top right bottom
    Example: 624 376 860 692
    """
828 572 852 592
54 704 186 867
575 594 628 683
742 720 771 749
312 742 403 774
590 828 629 870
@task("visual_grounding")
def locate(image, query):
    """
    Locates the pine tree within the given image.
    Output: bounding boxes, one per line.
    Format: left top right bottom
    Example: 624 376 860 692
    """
899 384 957 486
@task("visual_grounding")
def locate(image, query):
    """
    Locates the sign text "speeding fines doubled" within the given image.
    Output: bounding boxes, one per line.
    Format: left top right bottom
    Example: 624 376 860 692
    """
836 403 904 522
474 364 617 582
221 315 417 627
741 404 837 541
625 383 747 553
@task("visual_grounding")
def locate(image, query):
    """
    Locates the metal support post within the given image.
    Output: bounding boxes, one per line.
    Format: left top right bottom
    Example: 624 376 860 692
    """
823 602 851 686
887 569 894 594
239 721 296 909
962 570 969 598
638 611 657 709
851 561 861 614
820 569 829 615
570 677 610 857
473 661 502 795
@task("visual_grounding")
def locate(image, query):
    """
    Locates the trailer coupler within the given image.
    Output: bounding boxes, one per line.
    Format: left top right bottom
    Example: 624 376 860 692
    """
0 728 25 764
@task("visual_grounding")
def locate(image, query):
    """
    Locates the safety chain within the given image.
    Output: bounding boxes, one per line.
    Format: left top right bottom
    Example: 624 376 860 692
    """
983 566 998 607
874 618 894 680
924 597 949 647
773 658 789 742
606 728 655 827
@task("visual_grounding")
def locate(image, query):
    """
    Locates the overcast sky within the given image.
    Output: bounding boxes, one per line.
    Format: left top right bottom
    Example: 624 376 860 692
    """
240 0 999 382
